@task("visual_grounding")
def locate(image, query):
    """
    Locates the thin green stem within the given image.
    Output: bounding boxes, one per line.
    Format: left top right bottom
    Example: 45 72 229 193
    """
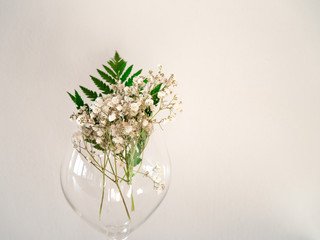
99 169 106 220
109 156 131 220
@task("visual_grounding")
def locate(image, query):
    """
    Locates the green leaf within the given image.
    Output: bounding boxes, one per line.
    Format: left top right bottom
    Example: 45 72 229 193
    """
125 78 133 86
107 60 117 73
137 130 148 152
129 69 142 81
90 75 113 94
151 83 162 105
103 65 117 79
74 90 84 109
150 83 162 96
145 106 152 117
121 65 133 83
133 157 142 167
97 69 117 85
126 69 142 86
84 138 96 144
94 144 105 151
118 60 127 77
67 92 76 105
79 86 98 101
114 51 121 62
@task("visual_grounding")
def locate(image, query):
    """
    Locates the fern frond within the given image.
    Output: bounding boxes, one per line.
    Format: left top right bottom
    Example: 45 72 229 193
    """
118 60 127 77
126 69 142 86
121 65 133 83
114 51 121 62
102 65 117 79
97 69 116 85
74 90 84 109
90 75 113 94
79 86 98 101
67 92 76 104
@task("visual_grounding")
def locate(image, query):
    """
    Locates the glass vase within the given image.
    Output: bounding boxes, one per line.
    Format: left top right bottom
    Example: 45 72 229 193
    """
60 127 171 240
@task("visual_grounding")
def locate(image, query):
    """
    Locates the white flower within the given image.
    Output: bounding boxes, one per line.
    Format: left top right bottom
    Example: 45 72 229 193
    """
153 163 161 172
150 105 156 111
112 97 119 104
95 97 104 107
96 137 103 144
145 99 153 106
72 132 82 143
124 87 130 94
158 91 165 98
115 145 124 154
153 176 161 183
131 103 139 112
114 136 123 144
102 105 109 112
157 64 163 71
97 130 104 137
124 125 133 134
137 77 145 84
93 107 101 114
117 82 124 90
155 181 165 194
142 119 148 127
107 101 114 107
108 112 116 122
116 105 123 111
173 102 182 111
168 116 176 122
124 96 133 102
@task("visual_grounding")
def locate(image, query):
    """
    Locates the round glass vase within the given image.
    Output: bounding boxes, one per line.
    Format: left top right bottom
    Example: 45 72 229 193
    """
60 127 171 240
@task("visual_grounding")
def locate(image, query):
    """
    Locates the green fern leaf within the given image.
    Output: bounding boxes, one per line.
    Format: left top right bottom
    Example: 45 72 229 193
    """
121 65 133 83
94 144 105 151
67 92 76 105
107 52 128 80
126 69 142 86
97 69 116 85
79 86 98 101
90 75 113 94
150 83 162 105
74 90 84 109
114 51 121 62
107 60 117 73
103 65 117 79
118 60 127 77
130 69 142 79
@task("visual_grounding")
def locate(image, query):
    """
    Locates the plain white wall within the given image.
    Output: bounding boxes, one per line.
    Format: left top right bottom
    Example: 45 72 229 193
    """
1 0 320 239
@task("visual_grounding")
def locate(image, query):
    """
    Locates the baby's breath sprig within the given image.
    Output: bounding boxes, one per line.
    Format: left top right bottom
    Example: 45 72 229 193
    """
68 52 182 221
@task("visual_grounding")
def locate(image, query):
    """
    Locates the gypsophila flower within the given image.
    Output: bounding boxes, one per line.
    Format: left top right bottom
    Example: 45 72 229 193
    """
125 125 133 134
145 99 153 106
113 136 124 144
68 51 182 220
108 112 116 122
142 119 148 127
131 103 139 112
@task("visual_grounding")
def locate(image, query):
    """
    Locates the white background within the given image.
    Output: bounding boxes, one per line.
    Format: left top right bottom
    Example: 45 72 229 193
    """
1 0 320 239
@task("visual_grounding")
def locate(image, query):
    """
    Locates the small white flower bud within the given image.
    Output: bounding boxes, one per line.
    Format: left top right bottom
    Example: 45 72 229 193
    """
108 112 116 122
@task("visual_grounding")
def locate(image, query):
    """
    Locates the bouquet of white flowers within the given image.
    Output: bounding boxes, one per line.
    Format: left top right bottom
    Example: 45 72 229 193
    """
67 52 182 220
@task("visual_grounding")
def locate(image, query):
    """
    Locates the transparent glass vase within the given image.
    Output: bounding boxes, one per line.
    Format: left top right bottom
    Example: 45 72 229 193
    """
60 127 171 240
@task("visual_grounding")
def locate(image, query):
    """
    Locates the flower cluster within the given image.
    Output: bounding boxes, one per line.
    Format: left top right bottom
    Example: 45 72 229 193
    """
68 53 181 220
70 65 182 159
